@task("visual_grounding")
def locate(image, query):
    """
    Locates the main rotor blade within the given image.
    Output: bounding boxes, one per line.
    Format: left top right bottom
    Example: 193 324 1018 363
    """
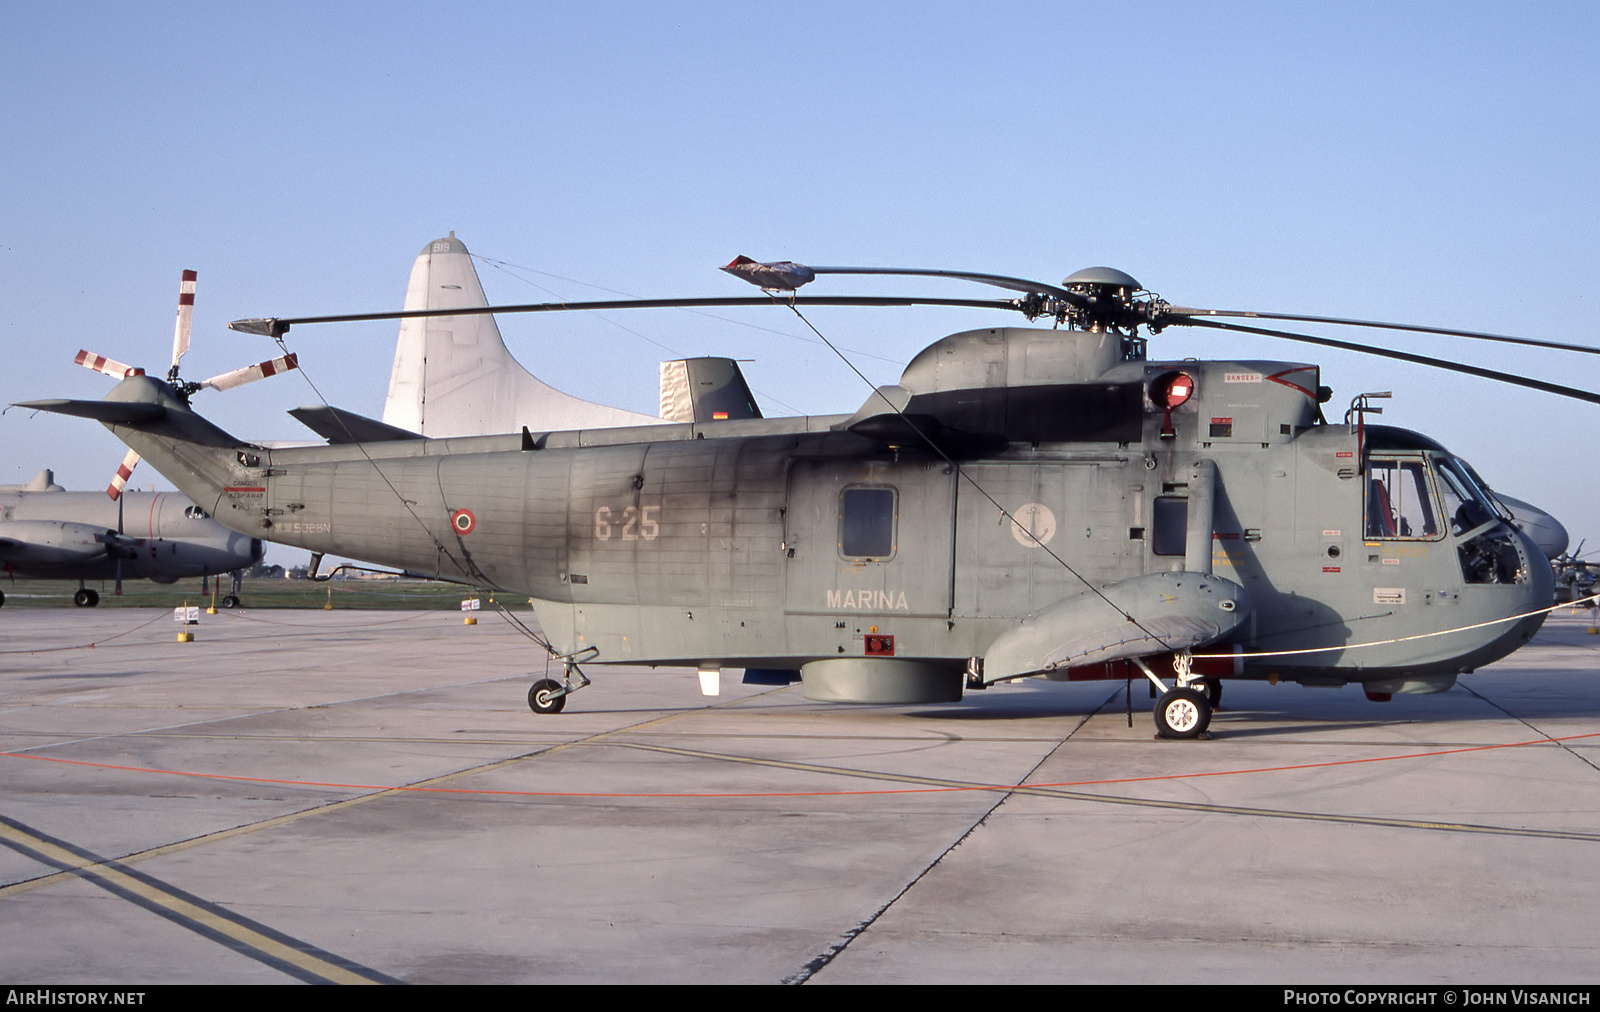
229 296 1022 337
804 266 1085 303
1182 318 1600 405
1164 306 1600 356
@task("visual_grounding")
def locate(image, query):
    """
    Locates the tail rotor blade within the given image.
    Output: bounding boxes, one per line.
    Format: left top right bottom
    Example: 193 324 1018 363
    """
198 352 299 392
75 350 144 380
106 449 140 501
171 269 197 371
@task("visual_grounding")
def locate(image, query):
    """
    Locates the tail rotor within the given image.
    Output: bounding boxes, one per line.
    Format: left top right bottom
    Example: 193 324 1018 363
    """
75 269 300 499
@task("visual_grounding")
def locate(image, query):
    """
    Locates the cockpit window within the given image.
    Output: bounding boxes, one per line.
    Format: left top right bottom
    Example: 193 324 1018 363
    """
1365 459 1439 539
184 505 209 520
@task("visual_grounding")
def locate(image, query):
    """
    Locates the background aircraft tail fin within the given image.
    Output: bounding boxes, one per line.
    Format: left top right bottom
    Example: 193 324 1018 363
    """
382 234 663 437
658 357 763 423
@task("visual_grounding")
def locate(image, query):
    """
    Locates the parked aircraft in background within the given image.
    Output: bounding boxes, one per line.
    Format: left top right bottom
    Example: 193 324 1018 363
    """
0 469 262 607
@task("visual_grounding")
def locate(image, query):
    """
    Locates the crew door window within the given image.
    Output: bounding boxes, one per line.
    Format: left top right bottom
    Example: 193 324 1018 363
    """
1151 496 1188 556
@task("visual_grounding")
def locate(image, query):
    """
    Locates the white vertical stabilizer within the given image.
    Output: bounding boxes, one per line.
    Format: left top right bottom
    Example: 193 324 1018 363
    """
382 234 663 436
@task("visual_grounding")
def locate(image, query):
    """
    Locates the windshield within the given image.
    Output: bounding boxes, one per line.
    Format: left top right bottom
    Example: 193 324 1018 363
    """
1432 456 1498 535
1452 457 1514 521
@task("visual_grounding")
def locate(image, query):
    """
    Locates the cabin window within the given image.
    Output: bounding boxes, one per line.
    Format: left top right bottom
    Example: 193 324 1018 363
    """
1365 459 1439 539
839 486 897 560
1151 496 1188 556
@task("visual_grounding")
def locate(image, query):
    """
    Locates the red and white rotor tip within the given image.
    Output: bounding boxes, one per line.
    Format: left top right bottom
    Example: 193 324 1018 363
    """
106 448 140 501
171 269 197 370
199 351 299 392
75 350 144 379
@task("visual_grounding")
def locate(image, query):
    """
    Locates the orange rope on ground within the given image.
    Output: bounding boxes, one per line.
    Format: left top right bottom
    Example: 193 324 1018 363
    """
4 730 1596 800
0 611 169 654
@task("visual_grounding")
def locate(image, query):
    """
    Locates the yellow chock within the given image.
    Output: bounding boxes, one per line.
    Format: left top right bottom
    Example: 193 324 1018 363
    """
206 606 217 615
1588 626 1598 635
464 615 477 625
324 601 333 611
177 631 194 643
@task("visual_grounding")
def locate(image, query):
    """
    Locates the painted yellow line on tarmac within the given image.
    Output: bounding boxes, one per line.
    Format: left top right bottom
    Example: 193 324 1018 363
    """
0 815 398 984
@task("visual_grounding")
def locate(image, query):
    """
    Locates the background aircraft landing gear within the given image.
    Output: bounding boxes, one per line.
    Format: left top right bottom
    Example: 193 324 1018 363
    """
219 569 243 609
1154 686 1212 739
74 587 99 607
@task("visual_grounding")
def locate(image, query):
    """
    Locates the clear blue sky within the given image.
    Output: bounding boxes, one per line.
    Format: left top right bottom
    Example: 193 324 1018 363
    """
4 2 1597 559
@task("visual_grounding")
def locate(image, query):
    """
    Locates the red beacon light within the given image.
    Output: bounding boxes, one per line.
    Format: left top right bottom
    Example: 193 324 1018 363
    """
1149 371 1195 438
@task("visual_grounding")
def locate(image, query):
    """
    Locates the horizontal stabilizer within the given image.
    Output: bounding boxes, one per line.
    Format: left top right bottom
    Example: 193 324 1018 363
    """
289 405 425 444
14 399 166 424
19 375 250 450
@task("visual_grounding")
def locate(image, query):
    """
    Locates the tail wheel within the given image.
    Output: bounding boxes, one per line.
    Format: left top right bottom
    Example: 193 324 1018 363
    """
528 678 566 714
1154 687 1211 739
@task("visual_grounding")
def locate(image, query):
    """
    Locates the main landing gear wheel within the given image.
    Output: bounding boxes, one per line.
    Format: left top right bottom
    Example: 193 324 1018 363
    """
1192 677 1222 709
1154 687 1212 739
221 594 240 609
528 678 566 714
74 588 99 608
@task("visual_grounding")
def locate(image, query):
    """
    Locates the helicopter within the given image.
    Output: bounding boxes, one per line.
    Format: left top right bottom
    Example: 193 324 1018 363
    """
1553 541 1598 606
20 257 1595 738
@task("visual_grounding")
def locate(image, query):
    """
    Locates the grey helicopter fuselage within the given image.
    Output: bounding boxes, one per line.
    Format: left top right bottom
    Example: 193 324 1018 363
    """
0 481 263 585
73 322 1551 701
